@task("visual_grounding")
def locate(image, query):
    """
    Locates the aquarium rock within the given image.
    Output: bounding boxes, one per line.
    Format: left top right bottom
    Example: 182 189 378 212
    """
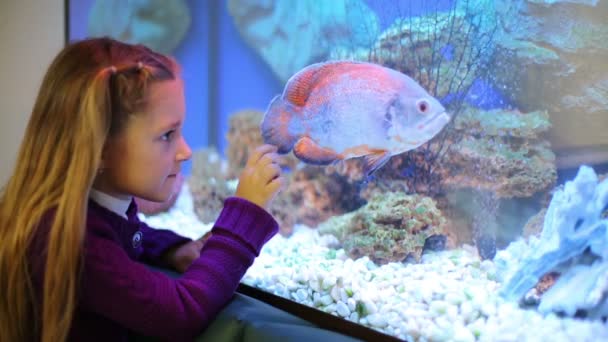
88 0 190 54
440 107 556 198
318 191 447 264
493 0 608 153
227 0 379 83
225 110 266 179
188 148 234 224
500 165 608 318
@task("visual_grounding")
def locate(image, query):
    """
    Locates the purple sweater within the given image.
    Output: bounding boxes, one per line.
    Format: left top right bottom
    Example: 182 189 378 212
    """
30 197 278 341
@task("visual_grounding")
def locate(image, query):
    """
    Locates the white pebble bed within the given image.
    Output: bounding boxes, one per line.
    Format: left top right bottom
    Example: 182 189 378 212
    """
139 185 608 342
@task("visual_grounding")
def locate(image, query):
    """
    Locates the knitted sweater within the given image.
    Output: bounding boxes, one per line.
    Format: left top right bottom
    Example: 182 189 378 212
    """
30 196 278 341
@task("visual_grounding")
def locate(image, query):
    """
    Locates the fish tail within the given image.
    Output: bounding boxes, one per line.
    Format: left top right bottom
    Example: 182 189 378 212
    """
260 95 298 153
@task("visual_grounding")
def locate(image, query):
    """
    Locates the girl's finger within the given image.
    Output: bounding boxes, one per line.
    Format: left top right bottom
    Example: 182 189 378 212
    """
263 164 281 182
266 176 284 195
247 145 278 167
259 152 280 167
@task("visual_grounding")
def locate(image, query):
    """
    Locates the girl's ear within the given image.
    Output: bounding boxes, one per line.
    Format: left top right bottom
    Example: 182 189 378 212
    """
98 142 110 172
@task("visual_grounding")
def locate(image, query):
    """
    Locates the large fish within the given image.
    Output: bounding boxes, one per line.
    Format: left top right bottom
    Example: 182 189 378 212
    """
260 60 451 175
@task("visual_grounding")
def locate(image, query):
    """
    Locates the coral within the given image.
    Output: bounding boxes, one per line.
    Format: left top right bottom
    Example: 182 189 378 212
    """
279 165 366 228
318 192 447 265
499 165 608 318
227 0 379 83
88 0 190 54
225 110 264 179
189 146 297 236
266 195 296 236
308 106 557 245
492 0 608 155
188 148 233 224
225 110 299 179
453 107 551 139
297 106 556 202
438 107 557 198
324 158 367 183
522 208 547 239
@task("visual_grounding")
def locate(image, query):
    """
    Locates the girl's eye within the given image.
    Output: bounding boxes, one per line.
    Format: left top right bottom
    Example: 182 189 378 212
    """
161 130 175 141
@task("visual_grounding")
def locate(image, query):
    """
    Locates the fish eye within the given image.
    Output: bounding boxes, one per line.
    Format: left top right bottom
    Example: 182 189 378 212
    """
385 111 392 122
416 99 430 114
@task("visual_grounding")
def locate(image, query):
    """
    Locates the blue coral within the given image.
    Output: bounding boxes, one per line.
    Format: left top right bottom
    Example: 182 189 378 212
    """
499 165 608 318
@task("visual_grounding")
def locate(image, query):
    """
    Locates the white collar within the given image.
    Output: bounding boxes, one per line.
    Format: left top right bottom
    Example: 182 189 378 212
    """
89 188 132 219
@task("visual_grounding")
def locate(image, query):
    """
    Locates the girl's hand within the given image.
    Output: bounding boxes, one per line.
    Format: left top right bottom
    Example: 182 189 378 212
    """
162 232 212 273
235 144 284 209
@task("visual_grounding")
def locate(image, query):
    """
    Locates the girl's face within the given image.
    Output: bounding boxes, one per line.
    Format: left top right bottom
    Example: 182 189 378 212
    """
95 78 192 202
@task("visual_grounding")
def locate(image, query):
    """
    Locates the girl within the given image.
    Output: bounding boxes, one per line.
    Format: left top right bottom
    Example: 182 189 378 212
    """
0 37 284 341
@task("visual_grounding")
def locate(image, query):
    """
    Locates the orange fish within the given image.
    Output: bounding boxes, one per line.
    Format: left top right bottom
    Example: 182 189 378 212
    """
260 60 451 175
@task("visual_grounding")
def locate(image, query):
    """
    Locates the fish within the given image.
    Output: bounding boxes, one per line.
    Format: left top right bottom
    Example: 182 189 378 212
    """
260 60 451 176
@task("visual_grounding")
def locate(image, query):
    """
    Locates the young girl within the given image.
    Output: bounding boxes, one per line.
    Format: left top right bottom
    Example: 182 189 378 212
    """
0 37 284 341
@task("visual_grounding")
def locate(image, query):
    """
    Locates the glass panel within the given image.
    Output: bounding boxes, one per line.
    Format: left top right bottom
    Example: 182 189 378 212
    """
69 0 608 340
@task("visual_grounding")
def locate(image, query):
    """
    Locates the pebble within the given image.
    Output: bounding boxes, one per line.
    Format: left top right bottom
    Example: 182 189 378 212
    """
336 301 350 317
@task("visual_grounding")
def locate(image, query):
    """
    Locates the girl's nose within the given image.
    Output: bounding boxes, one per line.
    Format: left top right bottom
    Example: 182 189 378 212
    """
176 136 192 162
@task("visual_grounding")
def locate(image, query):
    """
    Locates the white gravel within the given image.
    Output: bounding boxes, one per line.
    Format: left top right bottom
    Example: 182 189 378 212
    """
139 185 608 342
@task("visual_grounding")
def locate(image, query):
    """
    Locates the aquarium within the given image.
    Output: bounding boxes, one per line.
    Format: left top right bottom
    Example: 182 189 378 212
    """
69 0 608 341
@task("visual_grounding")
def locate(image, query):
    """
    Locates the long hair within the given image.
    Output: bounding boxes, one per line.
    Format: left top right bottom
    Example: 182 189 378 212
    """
0 37 177 342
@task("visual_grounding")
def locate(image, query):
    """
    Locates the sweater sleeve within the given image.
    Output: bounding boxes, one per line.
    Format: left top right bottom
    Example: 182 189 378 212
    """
80 197 278 341
138 223 192 265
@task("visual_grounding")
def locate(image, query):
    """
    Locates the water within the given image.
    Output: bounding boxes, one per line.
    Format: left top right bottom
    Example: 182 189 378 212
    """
76 0 608 340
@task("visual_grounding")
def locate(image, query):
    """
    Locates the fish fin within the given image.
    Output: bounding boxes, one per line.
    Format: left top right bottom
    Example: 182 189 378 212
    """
260 95 298 153
361 150 392 177
294 137 341 165
284 60 367 107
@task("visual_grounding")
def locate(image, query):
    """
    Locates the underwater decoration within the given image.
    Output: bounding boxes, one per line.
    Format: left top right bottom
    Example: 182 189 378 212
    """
87 0 191 54
492 0 608 156
261 60 451 176
227 0 379 83
498 165 608 318
318 191 448 265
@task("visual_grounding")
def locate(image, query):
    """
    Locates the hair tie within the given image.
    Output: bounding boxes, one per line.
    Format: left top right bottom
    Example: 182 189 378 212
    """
108 66 117 74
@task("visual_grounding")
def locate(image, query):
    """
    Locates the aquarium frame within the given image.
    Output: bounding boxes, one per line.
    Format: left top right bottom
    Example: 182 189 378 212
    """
63 0 70 45
237 283 403 342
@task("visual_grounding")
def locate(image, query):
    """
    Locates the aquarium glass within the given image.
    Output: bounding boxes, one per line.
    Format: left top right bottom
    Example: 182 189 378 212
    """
69 0 608 340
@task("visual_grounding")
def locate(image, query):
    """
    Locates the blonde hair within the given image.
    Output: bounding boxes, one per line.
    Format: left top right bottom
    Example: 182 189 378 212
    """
0 37 177 342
